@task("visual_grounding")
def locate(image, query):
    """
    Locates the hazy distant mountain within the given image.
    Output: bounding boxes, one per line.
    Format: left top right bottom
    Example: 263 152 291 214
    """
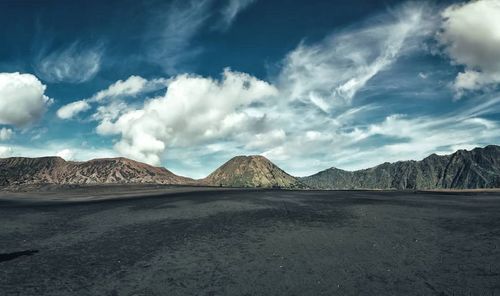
0 157 193 187
202 155 305 188
301 145 500 190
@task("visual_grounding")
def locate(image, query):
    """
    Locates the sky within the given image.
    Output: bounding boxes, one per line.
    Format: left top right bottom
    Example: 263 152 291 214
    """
1 0 500 178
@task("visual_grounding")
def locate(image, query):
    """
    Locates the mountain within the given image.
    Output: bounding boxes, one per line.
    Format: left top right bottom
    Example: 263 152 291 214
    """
301 145 500 190
202 155 305 188
0 157 193 187
2 146 499 190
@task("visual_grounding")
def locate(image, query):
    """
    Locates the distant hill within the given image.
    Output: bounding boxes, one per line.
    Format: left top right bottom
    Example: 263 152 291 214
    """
2 145 499 190
201 155 305 188
301 145 500 190
0 157 193 187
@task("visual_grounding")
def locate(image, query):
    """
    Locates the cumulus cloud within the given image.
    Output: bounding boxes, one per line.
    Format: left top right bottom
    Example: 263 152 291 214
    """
95 69 278 165
35 42 103 83
279 3 433 111
438 0 500 95
0 128 13 141
217 0 256 30
91 76 167 102
56 75 167 120
0 72 52 127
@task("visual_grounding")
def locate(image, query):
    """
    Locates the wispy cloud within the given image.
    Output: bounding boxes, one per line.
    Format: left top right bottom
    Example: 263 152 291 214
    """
260 94 500 176
279 2 435 112
146 0 213 74
34 41 104 84
216 0 257 31
146 0 255 73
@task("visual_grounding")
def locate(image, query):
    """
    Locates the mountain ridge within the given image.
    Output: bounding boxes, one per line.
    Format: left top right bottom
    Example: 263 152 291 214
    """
300 145 500 190
1 145 500 190
0 156 193 187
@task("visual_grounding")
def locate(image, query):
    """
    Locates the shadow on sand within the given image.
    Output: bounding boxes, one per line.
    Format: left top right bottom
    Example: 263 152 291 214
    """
0 250 39 263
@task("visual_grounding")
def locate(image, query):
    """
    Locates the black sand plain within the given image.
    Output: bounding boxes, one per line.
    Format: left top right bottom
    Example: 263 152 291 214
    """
1 186 500 295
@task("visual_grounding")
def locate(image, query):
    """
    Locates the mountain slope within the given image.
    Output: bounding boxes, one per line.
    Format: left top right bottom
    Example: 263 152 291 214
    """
2 146 499 190
202 155 304 188
0 157 193 186
301 145 500 190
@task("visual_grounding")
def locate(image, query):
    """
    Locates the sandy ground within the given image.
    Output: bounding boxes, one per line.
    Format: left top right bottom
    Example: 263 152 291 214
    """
0 184 242 203
1 187 500 295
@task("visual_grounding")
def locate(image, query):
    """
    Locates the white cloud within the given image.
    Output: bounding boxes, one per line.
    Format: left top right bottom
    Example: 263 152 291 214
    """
0 146 12 158
39 1 500 179
279 3 433 111
202 89 498 177
453 70 500 94
0 72 52 127
56 149 75 160
92 100 130 122
0 128 13 141
56 75 168 120
35 42 103 83
95 69 278 165
245 129 286 150
438 0 500 95
338 113 500 170
90 76 167 102
418 72 428 79
57 100 91 120
257 113 500 176
217 0 256 30
74 2 450 177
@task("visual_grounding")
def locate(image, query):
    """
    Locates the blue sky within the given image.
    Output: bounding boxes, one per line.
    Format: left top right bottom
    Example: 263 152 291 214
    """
1 0 500 178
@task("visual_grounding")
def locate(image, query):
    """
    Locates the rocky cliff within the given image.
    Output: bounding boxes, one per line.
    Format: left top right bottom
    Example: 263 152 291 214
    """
301 145 500 190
